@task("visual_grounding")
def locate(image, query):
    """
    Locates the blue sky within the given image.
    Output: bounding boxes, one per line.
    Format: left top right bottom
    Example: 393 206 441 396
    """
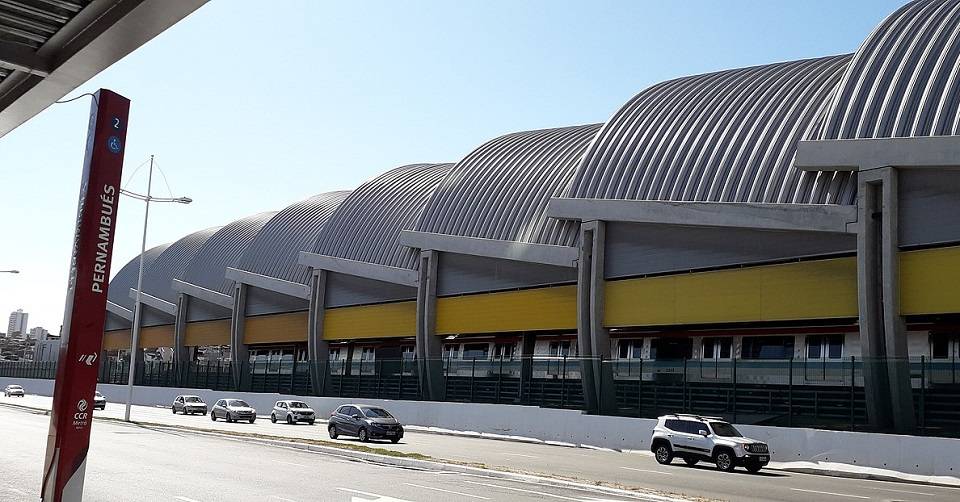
0 0 907 331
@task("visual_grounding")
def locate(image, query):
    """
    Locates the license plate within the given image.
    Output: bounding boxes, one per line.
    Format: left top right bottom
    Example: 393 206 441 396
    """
758 456 769 462
385 431 397 435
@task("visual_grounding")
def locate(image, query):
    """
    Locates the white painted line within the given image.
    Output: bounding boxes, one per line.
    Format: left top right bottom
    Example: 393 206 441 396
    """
501 453 540 459
269 497 298 502
275 460 310 468
404 482 490 500
619 466 674 476
463 479 582 501
863 486 935 497
788 488 870 499
174 497 202 502
335 487 411 502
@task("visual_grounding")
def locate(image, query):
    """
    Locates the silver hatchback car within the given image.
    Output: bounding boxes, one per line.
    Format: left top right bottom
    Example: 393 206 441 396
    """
210 399 256 423
172 395 208 415
271 400 315 425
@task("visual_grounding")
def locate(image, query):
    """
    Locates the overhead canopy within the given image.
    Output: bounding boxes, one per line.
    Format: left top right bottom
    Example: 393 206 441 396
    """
0 0 208 138
178 211 276 296
107 242 169 312
140 226 220 304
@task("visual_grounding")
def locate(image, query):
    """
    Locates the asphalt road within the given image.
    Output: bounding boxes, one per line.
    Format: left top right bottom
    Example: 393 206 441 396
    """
3 394 959 502
0 405 655 502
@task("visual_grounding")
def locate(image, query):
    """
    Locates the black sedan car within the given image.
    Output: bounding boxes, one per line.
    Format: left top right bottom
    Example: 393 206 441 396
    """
328 404 403 443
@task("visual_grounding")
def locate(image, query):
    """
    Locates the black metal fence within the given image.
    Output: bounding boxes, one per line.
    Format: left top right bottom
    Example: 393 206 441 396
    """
2 356 958 437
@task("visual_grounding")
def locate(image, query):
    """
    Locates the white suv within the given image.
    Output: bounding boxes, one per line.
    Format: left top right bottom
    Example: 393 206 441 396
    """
650 414 769 473
271 400 316 425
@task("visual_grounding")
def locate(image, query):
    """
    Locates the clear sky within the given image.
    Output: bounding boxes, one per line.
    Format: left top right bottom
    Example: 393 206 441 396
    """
0 0 907 332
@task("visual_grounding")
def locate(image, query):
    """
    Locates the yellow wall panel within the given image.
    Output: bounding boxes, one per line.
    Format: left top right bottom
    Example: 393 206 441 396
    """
102 329 130 351
245 312 308 345
901 246 960 315
323 301 416 340
185 319 230 346
139 325 174 348
605 257 859 328
435 285 577 335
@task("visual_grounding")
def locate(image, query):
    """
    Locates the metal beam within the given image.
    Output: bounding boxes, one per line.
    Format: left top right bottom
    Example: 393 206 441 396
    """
106 301 133 321
170 279 233 309
225 267 310 300
0 40 52 76
796 136 960 172
547 198 857 234
128 288 177 316
399 230 579 268
298 251 418 287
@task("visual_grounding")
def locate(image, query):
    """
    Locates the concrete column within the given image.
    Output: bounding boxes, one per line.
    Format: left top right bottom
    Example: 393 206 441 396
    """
229 283 249 390
519 332 536 402
173 293 189 383
416 249 444 400
307 270 330 395
577 221 616 414
858 167 915 433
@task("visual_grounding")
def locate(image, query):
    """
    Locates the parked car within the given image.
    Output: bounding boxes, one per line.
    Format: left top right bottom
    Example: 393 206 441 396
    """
271 400 315 425
328 404 403 443
210 399 256 423
93 391 106 410
3 384 24 397
172 395 207 415
650 414 769 473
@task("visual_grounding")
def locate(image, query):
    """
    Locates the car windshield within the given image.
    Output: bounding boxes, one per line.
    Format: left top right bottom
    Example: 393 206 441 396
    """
9 385 22 389
185 397 202 403
227 400 249 407
95 392 103 397
289 402 308 408
710 422 743 437
363 407 393 419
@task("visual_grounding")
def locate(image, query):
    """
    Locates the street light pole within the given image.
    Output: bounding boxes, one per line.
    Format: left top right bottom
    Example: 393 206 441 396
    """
121 155 191 422
0 270 19 274
124 155 154 422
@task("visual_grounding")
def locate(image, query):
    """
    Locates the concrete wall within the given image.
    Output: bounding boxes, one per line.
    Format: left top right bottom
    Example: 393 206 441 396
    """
4 376 958 478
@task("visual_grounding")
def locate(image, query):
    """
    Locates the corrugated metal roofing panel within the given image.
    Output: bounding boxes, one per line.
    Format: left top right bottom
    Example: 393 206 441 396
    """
564 55 853 207
312 164 453 270
179 211 277 295
416 125 602 247
142 226 220 303
235 191 351 285
107 243 170 312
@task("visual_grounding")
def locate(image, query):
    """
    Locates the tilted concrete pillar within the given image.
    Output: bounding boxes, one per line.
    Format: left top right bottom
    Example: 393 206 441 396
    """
577 221 616 414
229 283 249 390
416 249 444 400
173 293 189 383
307 270 331 395
858 167 915 433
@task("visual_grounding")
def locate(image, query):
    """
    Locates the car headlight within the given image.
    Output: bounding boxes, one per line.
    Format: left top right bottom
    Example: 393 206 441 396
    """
735 444 745 452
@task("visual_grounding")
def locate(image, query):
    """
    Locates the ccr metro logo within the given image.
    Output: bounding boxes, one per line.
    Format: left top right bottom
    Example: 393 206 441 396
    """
72 399 90 429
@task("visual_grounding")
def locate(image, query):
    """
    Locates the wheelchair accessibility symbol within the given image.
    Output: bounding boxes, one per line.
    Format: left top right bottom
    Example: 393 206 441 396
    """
107 136 122 154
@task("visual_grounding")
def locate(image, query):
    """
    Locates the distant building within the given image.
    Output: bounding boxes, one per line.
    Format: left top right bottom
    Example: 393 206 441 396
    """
34 337 61 362
6 309 27 337
28 326 50 340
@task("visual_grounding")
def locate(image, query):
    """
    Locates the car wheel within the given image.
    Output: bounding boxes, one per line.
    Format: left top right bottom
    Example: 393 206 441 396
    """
390 437 400 444
172 407 177 414
271 413 277 423
307 420 315 425
714 450 736 472
358 428 369 443
328 425 338 439
745 463 762 474
249 418 256 424
654 443 673 465
210 412 217 421
286 415 294 425
683 457 699 466
202 410 207 416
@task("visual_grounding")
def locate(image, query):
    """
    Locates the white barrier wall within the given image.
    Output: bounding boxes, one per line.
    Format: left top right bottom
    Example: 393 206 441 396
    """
3 376 958 478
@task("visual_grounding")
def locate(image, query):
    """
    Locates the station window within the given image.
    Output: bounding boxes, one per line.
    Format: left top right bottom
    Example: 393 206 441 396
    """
360 347 376 361
401 346 415 360
650 338 692 360
549 340 572 358
702 337 732 360
806 335 843 360
494 342 514 360
930 334 958 360
617 339 644 359
462 343 490 361
741 336 795 360
443 344 459 360
329 348 342 361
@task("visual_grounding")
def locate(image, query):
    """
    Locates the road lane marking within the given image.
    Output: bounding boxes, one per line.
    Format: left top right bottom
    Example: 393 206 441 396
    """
463 480 582 500
404 482 490 500
863 486 935 496
275 460 310 468
335 487 411 502
619 466 674 476
501 453 540 459
789 488 869 499
269 497 299 502
174 497 203 502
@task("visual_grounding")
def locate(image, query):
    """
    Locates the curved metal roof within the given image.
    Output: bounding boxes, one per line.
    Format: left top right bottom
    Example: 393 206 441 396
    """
415 125 602 248
564 55 853 206
142 226 220 304
179 211 277 295
107 243 170 312
313 163 453 270
820 0 960 139
235 191 352 285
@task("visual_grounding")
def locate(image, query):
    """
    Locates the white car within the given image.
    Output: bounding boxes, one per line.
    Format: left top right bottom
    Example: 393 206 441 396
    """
3 384 24 397
93 391 106 410
271 400 316 425
172 395 207 415
650 414 769 473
